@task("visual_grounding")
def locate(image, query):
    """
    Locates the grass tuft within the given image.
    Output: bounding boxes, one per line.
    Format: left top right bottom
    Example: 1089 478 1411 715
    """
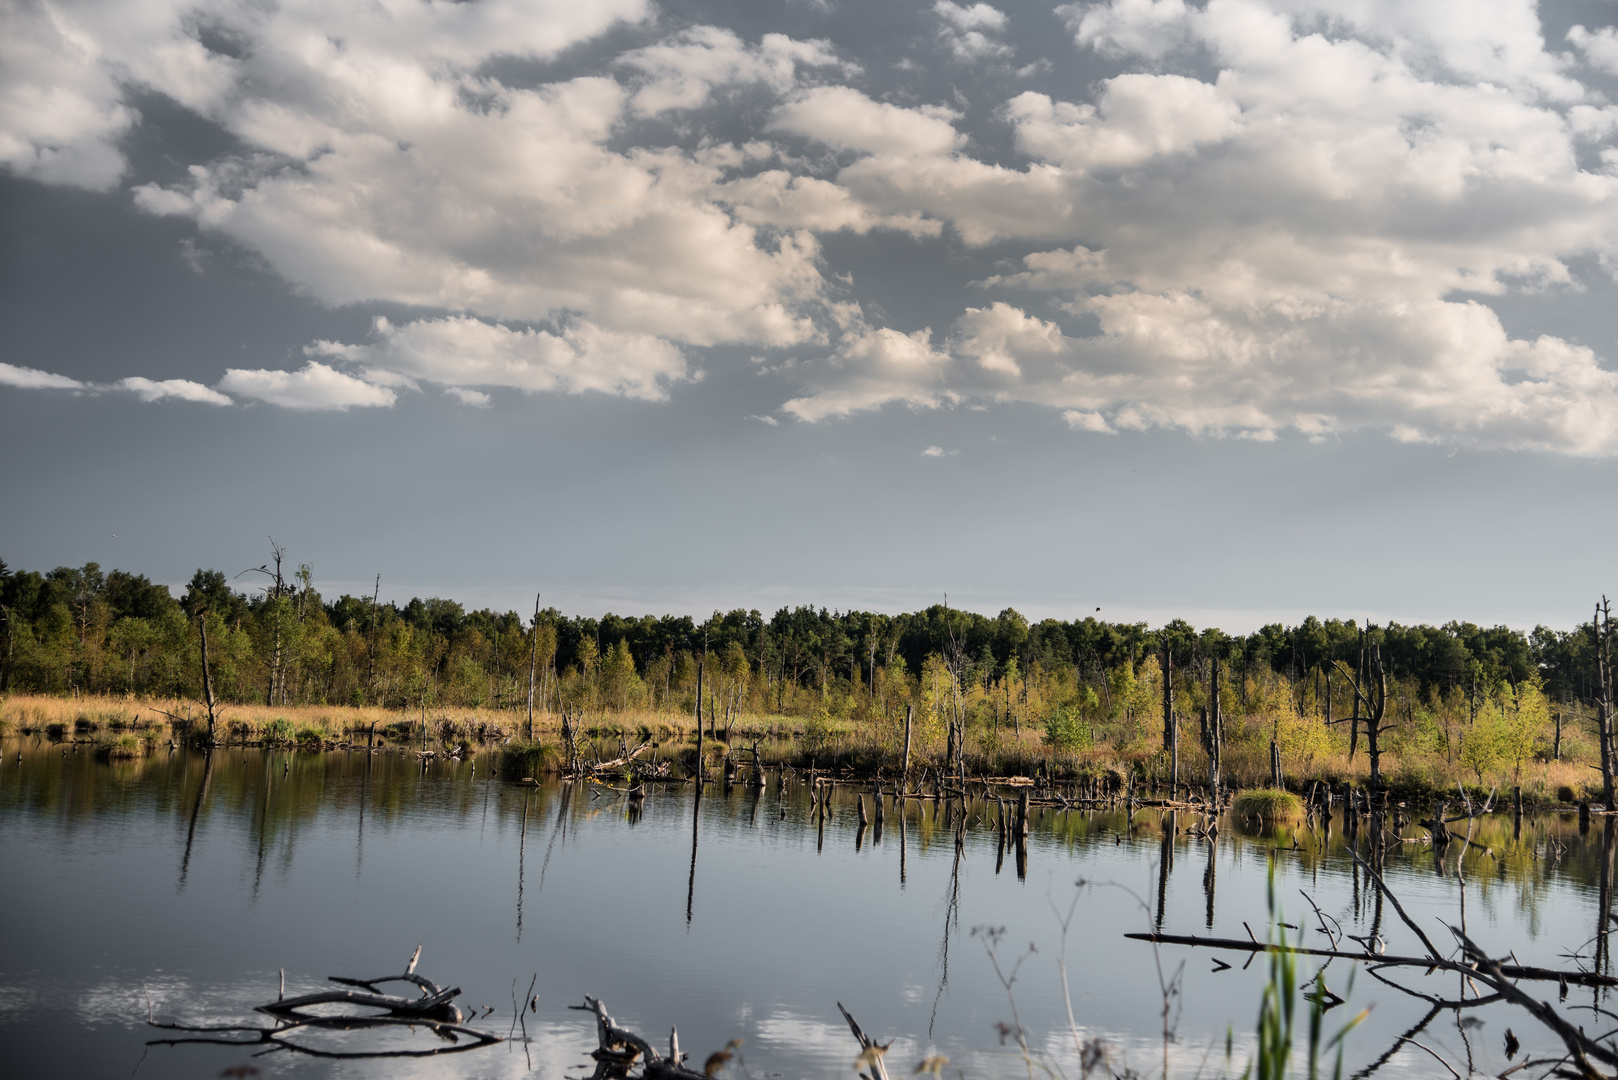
500 740 561 779
1233 788 1305 824
95 734 145 761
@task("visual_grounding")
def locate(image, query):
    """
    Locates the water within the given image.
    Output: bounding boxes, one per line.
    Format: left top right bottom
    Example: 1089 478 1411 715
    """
1 738 1613 1079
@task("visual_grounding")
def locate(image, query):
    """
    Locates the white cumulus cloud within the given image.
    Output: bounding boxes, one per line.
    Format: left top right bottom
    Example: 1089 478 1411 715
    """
116 377 232 405
218 361 397 411
0 361 86 390
307 315 691 402
934 2 1013 62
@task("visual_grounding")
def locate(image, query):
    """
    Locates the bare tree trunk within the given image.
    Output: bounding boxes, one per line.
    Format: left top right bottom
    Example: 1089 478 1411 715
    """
1350 630 1363 761
1366 644 1387 792
902 703 913 789
1206 655 1222 802
526 593 540 742
1597 599 1615 811
1162 644 1177 796
197 615 219 744
694 638 705 785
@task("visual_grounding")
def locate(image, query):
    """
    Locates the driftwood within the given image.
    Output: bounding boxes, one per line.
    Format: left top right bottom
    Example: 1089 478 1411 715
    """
591 741 654 773
145 947 500 1060
573 994 894 1080
569 996 708 1079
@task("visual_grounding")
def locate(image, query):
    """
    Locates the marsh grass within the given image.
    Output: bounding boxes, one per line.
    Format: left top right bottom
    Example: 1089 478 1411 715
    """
94 733 146 760
1233 789 1306 825
499 740 561 779
0 691 1604 802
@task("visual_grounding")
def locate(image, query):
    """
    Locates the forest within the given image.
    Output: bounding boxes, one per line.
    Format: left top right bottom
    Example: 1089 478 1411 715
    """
2 551 1614 798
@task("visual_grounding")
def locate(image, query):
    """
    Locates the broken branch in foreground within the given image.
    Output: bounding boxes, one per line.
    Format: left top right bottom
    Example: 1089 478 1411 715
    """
145 948 501 1060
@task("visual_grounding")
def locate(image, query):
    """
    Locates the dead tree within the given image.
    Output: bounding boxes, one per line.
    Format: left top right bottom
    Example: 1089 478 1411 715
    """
196 614 219 744
1595 598 1616 811
902 703 914 790
1162 643 1177 794
526 592 541 742
1333 640 1389 791
1202 655 1222 802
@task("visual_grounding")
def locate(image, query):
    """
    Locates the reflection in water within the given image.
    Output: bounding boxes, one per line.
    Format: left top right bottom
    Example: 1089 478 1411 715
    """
1202 836 1217 930
177 748 213 890
251 754 271 900
930 803 964 1039
356 751 369 879
516 789 531 942
1156 811 1175 934
687 782 701 927
10 739 1618 1079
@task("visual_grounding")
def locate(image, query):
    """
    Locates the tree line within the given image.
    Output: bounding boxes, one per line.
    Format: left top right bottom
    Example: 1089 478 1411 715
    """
0 550 1604 723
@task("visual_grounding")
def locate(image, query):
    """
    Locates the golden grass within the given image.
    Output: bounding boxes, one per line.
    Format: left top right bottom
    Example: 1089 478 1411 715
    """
0 693 1601 802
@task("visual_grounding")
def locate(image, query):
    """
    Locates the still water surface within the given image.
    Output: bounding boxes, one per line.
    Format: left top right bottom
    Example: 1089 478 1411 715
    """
2 740 1614 1078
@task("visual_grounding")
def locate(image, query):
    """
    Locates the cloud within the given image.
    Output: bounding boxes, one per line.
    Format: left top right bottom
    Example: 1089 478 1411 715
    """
0 1 141 190
620 26 850 115
771 87 964 157
9 0 1618 454
764 0 1618 455
218 362 397 411
0 361 86 390
921 444 959 456
443 387 492 408
1569 25 1618 77
781 324 956 421
307 315 690 402
0 365 233 406
116 377 232 405
934 2 1013 62
1063 410 1115 433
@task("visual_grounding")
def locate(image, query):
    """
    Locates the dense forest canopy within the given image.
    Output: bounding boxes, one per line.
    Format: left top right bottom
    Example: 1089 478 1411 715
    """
0 554 1601 720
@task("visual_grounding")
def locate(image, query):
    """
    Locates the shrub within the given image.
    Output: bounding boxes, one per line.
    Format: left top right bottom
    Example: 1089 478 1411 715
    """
1043 704 1090 750
294 726 327 750
1233 788 1305 824
799 711 833 755
500 740 560 779
263 718 295 746
45 721 68 740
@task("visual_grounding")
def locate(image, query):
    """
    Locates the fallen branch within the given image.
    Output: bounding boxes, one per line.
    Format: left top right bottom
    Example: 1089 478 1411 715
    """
1124 933 1616 987
145 948 500 1061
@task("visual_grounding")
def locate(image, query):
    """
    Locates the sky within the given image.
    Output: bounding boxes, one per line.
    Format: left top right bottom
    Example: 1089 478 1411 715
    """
4 0 1618 632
